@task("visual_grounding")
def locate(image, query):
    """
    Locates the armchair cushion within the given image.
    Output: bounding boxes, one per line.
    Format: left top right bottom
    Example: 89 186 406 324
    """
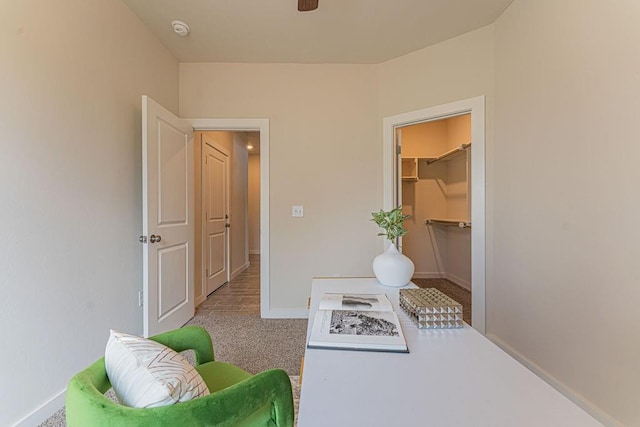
105 330 210 408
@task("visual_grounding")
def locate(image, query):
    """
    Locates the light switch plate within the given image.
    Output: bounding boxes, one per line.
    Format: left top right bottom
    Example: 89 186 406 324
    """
292 205 304 217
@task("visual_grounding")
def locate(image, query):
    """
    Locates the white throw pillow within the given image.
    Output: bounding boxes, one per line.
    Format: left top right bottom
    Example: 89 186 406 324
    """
104 330 210 408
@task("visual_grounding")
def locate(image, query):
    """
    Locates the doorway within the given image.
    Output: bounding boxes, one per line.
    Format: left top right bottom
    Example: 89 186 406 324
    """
188 118 272 318
398 114 472 324
383 97 486 333
194 130 261 309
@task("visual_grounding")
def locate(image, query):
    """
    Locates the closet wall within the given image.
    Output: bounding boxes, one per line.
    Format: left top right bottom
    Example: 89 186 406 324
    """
248 152 261 255
401 114 471 289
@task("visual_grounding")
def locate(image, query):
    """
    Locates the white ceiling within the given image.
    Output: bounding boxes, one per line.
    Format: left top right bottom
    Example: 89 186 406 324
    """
122 0 513 64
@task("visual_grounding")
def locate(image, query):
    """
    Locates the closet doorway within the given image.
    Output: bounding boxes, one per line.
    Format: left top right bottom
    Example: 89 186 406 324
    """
399 115 472 323
383 97 485 333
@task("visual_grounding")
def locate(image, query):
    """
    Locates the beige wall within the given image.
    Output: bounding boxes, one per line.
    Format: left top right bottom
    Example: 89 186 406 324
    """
377 26 495 119
445 114 472 151
402 121 449 277
380 9 639 423
492 1 640 425
0 1 179 425
444 115 471 220
443 116 471 287
248 153 261 254
180 63 380 310
401 120 448 158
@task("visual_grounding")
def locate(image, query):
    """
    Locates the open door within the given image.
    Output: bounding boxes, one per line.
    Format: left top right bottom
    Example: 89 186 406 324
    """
141 95 194 337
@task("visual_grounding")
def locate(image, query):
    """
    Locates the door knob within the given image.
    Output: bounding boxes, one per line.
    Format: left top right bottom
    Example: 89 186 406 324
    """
150 234 162 243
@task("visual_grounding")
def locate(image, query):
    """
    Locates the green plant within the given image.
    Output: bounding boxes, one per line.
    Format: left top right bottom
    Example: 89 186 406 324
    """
370 206 410 242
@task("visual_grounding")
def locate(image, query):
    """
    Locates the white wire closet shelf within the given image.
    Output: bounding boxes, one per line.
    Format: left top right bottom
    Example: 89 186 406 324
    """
425 143 470 165
425 218 471 228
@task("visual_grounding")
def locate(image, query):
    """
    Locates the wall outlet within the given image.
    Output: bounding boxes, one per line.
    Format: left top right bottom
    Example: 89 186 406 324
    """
292 205 304 217
138 291 144 307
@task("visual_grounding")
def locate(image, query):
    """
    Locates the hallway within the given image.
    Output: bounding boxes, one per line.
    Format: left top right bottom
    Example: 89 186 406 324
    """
196 254 261 316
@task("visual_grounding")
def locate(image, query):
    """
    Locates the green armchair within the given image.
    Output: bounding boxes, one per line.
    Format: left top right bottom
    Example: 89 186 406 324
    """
66 326 294 426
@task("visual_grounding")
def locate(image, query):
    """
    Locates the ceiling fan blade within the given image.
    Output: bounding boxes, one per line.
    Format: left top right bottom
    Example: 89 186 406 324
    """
298 0 319 12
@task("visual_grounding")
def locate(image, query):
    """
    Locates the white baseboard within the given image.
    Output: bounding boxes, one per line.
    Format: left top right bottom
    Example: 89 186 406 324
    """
195 294 206 307
249 250 261 255
261 307 309 319
230 262 250 280
13 388 65 427
444 273 471 291
487 333 622 427
412 271 471 291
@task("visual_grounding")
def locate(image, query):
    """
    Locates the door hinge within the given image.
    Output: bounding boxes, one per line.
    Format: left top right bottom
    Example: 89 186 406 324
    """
138 235 147 244
206 268 209 277
138 290 144 307
396 145 402 155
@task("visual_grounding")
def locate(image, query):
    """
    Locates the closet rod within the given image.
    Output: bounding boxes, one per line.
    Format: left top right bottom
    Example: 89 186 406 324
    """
425 218 471 229
426 143 471 165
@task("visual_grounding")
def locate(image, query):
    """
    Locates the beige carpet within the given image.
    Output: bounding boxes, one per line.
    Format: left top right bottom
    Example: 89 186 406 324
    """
186 313 307 375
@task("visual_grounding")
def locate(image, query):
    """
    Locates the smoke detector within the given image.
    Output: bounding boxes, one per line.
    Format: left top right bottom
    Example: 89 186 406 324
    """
171 20 190 37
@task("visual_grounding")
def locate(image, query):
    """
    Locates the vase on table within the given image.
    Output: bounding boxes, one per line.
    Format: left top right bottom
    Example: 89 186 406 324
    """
372 243 414 287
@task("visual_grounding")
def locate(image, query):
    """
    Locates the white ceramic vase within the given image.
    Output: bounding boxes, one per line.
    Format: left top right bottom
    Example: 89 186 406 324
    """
372 243 415 287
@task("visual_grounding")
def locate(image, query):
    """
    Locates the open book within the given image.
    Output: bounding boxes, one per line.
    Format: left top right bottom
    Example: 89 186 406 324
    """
307 293 409 353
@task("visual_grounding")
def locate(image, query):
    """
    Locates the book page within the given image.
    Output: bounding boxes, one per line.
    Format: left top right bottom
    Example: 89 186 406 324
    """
318 293 393 312
308 309 408 353
329 310 399 337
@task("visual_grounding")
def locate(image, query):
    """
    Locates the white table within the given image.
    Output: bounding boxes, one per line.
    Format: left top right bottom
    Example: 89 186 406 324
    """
297 278 601 427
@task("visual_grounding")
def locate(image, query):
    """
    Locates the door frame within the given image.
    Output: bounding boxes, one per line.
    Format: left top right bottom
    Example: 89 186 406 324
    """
189 118 271 318
382 96 486 333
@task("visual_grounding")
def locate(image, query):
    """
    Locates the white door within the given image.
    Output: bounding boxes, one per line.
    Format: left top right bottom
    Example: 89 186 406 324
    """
202 140 230 294
142 95 194 337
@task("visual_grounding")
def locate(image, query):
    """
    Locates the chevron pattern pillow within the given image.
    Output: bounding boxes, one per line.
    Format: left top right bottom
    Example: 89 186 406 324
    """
105 330 210 408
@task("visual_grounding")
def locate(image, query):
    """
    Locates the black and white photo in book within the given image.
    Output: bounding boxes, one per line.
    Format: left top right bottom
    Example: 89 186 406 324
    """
318 293 393 312
329 310 399 337
308 293 408 353
339 295 378 309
